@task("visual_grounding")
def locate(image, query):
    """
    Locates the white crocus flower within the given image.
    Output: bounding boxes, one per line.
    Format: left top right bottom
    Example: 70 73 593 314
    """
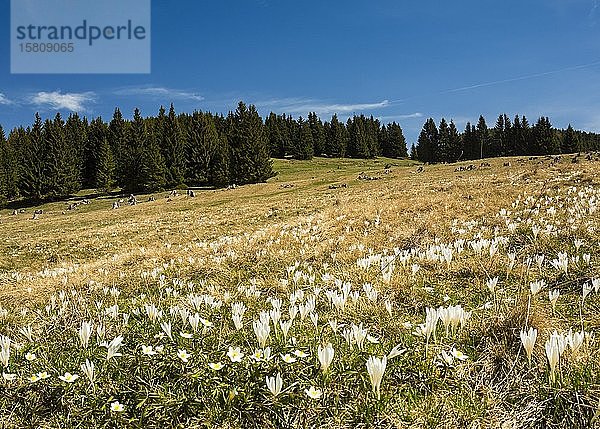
58 372 79 383
281 354 296 364
309 312 319 329
317 343 334 373
530 280 545 296
568 330 585 355
110 401 125 412
80 359 95 384
486 277 499 294
177 349 191 363
160 321 173 341
141 345 157 356
266 372 283 397
189 313 200 332
520 327 537 366
293 350 308 358
583 282 593 300
78 321 93 349
549 290 560 309
440 350 454 366
305 386 322 400
227 347 244 363
366 356 387 400
450 348 468 361
545 335 560 383
279 320 293 339
384 300 393 317
252 320 270 348
208 362 225 371
1 336 11 368
388 344 406 359
105 336 124 360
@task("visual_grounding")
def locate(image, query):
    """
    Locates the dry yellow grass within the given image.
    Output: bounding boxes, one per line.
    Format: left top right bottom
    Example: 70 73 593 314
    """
1 155 597 306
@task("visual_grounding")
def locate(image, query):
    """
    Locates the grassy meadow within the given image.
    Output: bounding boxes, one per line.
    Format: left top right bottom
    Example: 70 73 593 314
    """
0 155 599 428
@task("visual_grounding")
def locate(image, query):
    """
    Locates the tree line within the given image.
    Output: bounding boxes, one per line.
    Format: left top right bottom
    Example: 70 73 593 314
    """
412 114 600 163
0 102 409 205
2 101 599 206
265 112 407 160
0 102 275 205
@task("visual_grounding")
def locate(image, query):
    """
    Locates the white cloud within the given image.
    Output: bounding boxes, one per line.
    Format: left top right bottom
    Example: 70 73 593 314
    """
254 97 391 116
31 91 95 111
378 112 423 121
0 93 13 105
115 86 204 102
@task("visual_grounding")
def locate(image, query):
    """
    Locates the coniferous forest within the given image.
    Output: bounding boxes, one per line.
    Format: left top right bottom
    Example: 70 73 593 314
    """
412 114 600 163
1 101 600 205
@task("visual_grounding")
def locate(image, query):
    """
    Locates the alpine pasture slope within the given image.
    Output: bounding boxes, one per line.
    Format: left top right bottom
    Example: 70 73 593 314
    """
0 155 599 428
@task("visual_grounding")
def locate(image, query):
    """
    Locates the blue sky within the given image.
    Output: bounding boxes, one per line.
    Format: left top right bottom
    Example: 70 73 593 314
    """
2 0 600 143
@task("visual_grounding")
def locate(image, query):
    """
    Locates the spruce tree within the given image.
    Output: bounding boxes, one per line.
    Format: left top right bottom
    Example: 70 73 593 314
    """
265 112 285 158
325 114 348 157
284 115 297 156
379 124 389 156
120 109 145 192
519 116 531 155
186 111 220 185
512 115 523 156
416 118 438 163
6 128 26 198
308 112 326 157
210 131 230 187
87 118 115 192
475 115 488 159
384 122 408 158
462 123 478 160
161 104 186 188
294 117 314 160
43 113 79 199
365 116 380 157
409 143 417 160
65 113 87 188
490 114 505 157
503 114 514 156
347 116 370 158
141 113 166 192
226 102 273 185
109 108 127 186
95 135 115 192
532 117 558 155
20 114 47 200
447 120 462 162
437 118 450 162
561 124 580 154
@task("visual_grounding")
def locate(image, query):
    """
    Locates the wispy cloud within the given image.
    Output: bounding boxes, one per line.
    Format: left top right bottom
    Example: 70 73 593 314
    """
254 97 390 116
114 86 204 102
30 91 95 111
377 112 423 121
0 93 13 105
444 60 600 94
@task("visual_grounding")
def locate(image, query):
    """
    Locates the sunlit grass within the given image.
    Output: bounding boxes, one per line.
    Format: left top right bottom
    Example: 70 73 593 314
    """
0 155 599 428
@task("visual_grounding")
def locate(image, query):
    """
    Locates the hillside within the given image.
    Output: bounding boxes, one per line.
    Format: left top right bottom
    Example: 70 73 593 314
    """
0 155 599 428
